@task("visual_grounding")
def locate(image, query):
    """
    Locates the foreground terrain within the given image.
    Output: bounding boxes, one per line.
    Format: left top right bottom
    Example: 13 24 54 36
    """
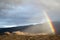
0 31 60 40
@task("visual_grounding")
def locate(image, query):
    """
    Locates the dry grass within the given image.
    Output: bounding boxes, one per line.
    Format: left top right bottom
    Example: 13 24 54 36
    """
0 31 60 40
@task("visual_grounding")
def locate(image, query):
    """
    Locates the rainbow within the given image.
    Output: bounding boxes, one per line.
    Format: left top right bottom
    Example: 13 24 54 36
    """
43 11 56 34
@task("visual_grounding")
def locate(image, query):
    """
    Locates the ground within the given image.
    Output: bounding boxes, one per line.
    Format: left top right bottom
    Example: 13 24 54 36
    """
0 31 60 40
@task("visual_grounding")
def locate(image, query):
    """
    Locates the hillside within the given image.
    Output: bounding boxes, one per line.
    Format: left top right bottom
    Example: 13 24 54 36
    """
0 31 60 40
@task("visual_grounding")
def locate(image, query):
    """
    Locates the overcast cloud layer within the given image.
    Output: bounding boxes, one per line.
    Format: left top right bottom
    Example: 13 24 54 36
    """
0 0 60 28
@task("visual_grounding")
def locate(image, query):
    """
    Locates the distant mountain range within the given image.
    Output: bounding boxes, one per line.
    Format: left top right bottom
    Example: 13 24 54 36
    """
0 21 60 34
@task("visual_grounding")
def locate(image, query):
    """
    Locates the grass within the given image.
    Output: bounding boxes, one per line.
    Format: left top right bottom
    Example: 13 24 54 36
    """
0 33 60 40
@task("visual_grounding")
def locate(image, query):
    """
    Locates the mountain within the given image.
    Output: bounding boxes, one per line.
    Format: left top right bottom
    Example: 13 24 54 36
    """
0 23 52 34
0 21 60 34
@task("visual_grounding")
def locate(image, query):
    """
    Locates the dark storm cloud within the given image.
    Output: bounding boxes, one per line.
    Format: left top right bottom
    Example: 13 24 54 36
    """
0 0 46 28
0 0 60 28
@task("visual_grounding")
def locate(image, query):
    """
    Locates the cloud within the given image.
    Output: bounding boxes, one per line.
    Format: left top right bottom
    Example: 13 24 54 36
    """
0 0 60 28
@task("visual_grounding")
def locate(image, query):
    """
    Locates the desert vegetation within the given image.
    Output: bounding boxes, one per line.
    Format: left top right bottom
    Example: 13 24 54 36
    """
0 31 60 40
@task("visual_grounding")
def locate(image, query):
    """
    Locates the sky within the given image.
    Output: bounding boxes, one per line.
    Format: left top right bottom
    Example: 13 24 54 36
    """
0 0 60 28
